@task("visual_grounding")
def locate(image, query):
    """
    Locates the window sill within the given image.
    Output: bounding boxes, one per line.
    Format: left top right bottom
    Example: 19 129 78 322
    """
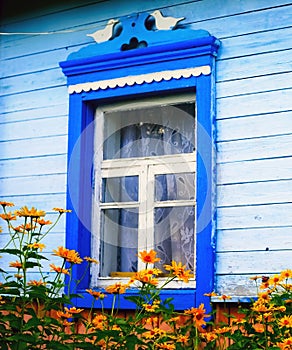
73 288 196 310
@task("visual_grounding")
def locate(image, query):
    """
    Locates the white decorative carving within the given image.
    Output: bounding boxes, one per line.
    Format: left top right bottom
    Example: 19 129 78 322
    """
87 19 119 43
68 66 211 94
150 10 185 30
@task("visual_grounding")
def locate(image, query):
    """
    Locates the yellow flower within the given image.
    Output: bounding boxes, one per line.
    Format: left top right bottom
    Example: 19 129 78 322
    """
0 227 2 233
53 207 72 214
0 212 16 221
0 201 14 207
280 269 292 280
18 223 36 232
14 274 23 279
138 249 161 264
50 263 70 275
177 334 189 344
185 303 207 329
164 260 191 283
52 246 83 264
133 270 159 286
214 326 232 334
92 314 107 330
279 315 292 328
84 256 99 264
143 328 165 339
143 303 160 312
268 274 281 286
106 282 128 294
202 332 217 342
15 206 46 218
28 242 45 252
9 261 22 269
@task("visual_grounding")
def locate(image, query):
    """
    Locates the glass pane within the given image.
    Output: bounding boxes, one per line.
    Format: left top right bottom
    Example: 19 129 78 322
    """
103 103 195 159
155 173 195 201
154 206 194 273
102 176 138 203
100 208 138 277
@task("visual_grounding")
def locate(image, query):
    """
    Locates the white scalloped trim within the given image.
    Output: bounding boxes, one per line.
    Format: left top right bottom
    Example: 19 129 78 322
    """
68 65 211 94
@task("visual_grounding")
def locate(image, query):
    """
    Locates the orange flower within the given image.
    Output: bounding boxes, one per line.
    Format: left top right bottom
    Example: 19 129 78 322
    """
0 201 14 207
106 282 128 294
15 206 45 218
53 207 72 214
277 337 292 350
156 344 175 350
50 263 70 275
18 223 37 232
177 334 189 344
27 279 46 286
203 332 218 342
214 326 232 334
52 246 83 264
34 218 52 226
204 291 217 297
138 249 161 264
269 274 281 286
84 256 99 264
9 261 22 269
218 294 232 301
185 303 207 329
164 260 191 283
28 242 45 252
0 212 16 221
57 310 73 319
143 328 165 339
86 289 106 300
133 270 159 286
64 306 83 314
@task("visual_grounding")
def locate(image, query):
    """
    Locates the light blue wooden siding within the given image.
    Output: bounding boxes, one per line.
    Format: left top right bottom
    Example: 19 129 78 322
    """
1 0 291 292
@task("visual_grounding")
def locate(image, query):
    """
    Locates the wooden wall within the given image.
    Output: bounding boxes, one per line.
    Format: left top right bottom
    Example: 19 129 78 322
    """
0 0 291 294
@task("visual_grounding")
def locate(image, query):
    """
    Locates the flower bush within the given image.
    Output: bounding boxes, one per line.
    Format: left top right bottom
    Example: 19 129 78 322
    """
0 201 291 349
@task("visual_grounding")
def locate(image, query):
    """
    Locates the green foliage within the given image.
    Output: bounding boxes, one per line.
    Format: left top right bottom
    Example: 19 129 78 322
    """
0 202 291 349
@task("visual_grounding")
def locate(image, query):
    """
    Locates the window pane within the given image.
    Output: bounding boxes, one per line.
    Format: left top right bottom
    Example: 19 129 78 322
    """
155 173 195 201
102 176 138 203
103 103 195 159
100 208 138 277
154 206 195 273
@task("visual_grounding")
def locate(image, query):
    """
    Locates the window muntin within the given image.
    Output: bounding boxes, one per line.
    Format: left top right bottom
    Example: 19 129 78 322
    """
94 95 196 285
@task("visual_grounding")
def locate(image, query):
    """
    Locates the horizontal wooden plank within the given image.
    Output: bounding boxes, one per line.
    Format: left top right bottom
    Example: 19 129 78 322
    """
0 104 68 124
217 111 292 141
0 193 66 211
0 68 66 96
0 173 67 196
217 72 292 99
217 203 292 229
217 134 292 163
0 116 68 142
199 4 292 45
0 135 68 160
0 86 68 114
218 26 292 60
0 154 67 178
216 250 292 275
217 49 292 82
217 179 292 207
216 226 292 252
217 157 292 184
216 274 261 296
217 88 292 119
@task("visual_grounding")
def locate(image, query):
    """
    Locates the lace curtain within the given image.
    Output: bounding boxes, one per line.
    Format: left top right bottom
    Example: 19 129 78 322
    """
101 103 195 275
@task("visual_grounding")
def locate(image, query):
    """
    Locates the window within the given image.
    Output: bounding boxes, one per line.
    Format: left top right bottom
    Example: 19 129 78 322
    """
60 13 219 309
91 95 196 287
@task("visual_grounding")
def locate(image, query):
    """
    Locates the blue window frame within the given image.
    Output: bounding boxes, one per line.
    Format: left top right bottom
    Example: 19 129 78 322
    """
60 12 219 310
